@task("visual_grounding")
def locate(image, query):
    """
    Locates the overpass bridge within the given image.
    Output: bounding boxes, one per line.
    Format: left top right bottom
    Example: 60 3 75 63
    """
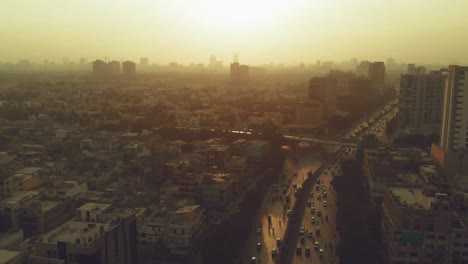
156 127 361 147
283 134 361 148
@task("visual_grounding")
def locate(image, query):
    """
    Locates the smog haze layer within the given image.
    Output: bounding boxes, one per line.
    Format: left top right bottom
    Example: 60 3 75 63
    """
1 0 468 64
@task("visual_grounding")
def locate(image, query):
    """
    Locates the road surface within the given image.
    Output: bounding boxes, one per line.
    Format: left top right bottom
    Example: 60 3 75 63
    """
236 147 334 264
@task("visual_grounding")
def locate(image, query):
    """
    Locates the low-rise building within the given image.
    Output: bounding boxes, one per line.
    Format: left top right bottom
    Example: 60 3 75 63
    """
206 145 231 172
4 167 45 197
201 173 234 209
17 199 72 238
0 249 26 264
166 205 205 255
44 180 88 198
245 140 270 162
34 203 138 264
0 191 41 232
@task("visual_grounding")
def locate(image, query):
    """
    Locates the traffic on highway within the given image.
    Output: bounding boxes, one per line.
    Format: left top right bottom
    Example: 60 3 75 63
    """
245 99 398 264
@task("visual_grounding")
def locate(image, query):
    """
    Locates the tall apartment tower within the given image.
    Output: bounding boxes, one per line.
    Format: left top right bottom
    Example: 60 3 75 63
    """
230 62 240 83
407 64 426 75
108 61 121 75
122 61 136 76
140 57 149 65
92 60 108 77
309 77 337 118
399 71 444 135
369 62 386 93
440 66 468 152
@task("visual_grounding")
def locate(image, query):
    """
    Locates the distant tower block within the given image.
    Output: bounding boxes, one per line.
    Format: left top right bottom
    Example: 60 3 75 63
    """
234 53 238 63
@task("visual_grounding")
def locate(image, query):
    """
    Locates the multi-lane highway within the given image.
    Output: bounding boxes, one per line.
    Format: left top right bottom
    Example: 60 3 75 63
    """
237 98 398 264
236 148 335 264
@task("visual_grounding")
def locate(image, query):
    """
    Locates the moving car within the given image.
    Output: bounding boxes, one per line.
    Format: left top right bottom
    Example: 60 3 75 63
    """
256 228 261 235
272 248 278 258
323 200 328 207
296 246 302 255
314 241 319 250
276 238 281 246
319 249 324 257
311 216 316 224
256 242 262 250
310 207 316 214
305 247 311 256
299 227 305 236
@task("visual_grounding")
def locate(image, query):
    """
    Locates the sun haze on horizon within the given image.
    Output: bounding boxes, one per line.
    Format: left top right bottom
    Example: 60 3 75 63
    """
0 0 468 65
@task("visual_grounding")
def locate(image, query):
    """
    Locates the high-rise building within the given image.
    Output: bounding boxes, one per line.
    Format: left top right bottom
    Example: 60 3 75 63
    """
439 66 468 152
209 55 223 70
122 61 136 76
233 53 238 63
408 64 426 75
79 57 87 65
230 62 240 83
108 60 121 75
369 61 386 93
309 77 337 117
140 57 148 65
356 61 370 77
381 187 451 264
92 60 108 76
399 71 444 135
239 65 249 83
295 100 325 127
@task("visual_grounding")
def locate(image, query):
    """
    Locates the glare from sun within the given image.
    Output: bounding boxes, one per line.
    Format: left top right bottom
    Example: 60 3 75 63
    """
187 0 291 29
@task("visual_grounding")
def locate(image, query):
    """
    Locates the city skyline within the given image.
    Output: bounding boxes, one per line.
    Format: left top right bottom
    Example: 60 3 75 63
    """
1 0 468 65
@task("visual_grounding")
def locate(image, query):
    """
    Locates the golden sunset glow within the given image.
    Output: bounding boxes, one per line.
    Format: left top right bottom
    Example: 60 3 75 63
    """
0 0 468 64
185 0 296 29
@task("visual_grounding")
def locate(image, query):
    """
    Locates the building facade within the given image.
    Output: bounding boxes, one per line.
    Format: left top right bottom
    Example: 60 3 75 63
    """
122 61 136 76
381 187 451 264
399 71 444 135
309 77 337 117
369 62 386 94
295 100 325 128
34 203 138 264
440 66 468 152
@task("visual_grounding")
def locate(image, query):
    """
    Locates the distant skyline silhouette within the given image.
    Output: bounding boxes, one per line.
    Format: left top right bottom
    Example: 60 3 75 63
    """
1 0 468 65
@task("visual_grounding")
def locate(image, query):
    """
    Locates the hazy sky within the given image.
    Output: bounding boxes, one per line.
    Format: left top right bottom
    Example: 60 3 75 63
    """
1 0 468 65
